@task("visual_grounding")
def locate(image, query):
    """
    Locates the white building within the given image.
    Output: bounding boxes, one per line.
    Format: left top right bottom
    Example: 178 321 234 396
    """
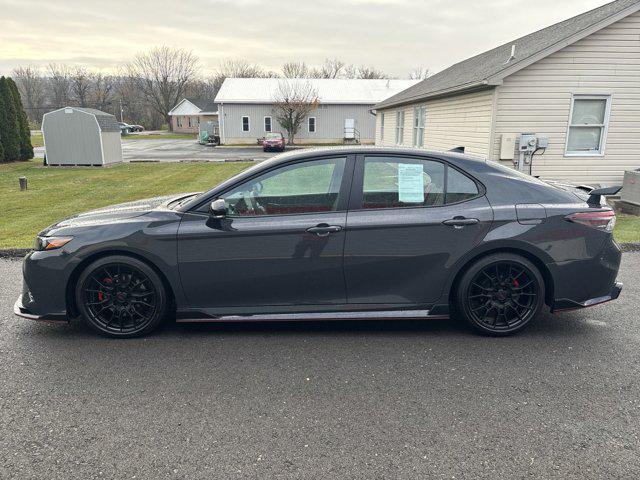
214 78 418 145
374 0 640 185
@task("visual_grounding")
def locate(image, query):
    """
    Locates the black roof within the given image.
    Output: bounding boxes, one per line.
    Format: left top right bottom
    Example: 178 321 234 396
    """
186 98 219 113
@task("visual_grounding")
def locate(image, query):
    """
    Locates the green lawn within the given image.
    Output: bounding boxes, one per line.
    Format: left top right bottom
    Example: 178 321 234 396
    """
0 159 639 249
30 132 44 147
0 159 250 249
614 214 640 243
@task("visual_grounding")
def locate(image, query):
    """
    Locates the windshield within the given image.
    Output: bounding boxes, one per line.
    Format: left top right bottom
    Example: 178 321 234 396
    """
265 133 282 139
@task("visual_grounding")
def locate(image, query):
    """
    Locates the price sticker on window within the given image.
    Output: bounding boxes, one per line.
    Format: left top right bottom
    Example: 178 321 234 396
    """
398 163 424 203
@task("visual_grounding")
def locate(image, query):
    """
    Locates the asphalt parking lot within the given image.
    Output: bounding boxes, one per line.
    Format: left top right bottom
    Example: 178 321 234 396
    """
35 139 284 163
1 254 639 479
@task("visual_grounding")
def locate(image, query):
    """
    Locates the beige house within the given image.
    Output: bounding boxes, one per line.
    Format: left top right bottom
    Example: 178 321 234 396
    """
374 0 640 185
168 98 218 133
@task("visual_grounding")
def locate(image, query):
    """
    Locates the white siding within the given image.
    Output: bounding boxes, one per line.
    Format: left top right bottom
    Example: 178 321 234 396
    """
491 10 640 184
375 89 494 157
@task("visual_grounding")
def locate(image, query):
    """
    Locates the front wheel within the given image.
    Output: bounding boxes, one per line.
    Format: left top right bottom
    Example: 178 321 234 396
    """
75 255 167 338
454 253 545 335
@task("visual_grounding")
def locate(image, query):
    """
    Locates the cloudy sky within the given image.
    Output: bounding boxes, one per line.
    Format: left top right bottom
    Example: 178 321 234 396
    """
0 0 613 77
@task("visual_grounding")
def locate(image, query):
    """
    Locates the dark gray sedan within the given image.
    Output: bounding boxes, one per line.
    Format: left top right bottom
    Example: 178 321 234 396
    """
15 147 622 337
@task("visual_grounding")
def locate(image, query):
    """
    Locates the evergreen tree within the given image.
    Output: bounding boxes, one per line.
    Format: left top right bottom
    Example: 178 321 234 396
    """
0 132 5 162
0 77 21 161
7 78 34 160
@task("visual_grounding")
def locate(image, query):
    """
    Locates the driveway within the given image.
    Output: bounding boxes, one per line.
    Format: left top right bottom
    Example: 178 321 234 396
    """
34 139 289 163
1 254 639 479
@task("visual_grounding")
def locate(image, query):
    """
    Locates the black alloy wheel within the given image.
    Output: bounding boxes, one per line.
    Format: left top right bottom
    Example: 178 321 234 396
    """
76 256 167 338
456 253 545 335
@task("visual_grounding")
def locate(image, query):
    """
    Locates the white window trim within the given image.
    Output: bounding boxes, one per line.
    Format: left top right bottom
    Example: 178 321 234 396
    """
395 110 405 145
412 105 426 148
264 116 272 132
564 94 612 157
308 116 316 133
242 116 250 133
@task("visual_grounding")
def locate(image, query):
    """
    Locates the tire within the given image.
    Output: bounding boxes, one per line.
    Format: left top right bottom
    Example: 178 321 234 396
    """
75 255 167 338
454 253 545 336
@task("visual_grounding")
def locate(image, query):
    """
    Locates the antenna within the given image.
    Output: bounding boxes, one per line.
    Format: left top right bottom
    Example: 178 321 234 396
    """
504 44 516 64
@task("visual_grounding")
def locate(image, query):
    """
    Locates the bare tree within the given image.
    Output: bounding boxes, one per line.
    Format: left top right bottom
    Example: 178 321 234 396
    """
211 58 277 94
272 80 319 145
91 72 117 111
70 67 94 107
126 46 200 129
310 58 345 79
344 65 388 79
12 66 46 124
48 63 72 108
408 66 430 80
282 61 309 78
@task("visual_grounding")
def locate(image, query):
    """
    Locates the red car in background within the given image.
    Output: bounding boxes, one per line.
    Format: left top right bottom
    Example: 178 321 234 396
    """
262 132 286 152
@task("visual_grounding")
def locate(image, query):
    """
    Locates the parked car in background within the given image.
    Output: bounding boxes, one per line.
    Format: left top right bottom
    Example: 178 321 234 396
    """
118 122 132 135
14 147 622 338
129 124 144 132
262 132 286 152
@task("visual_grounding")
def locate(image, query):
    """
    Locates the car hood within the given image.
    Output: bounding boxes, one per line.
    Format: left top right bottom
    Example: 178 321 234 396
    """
40 193 197 234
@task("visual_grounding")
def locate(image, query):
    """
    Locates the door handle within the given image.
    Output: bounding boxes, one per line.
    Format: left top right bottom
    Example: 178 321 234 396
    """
442 217 479 227
306 224 343 236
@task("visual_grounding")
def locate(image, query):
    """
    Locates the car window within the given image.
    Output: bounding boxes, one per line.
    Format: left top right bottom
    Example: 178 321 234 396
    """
362 157 445 208
222 157 346 216
361 156 478 209
446 167 479 203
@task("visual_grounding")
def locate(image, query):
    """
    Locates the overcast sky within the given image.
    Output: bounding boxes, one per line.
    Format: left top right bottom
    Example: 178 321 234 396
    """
0 0 613 77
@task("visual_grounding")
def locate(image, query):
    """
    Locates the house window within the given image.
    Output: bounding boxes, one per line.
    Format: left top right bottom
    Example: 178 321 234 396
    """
395 110 405 145
565 95 611 156
264 116 272 132
412 106 425 147
308 117 316 133
380 112 385 141
176 117 182 128
188 116 193 128
242 116 250 132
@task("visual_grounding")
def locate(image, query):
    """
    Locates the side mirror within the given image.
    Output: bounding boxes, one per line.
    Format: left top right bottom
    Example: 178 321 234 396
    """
209 199 227 219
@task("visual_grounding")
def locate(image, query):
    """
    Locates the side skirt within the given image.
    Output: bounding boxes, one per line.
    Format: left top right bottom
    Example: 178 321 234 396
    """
176 308 450 324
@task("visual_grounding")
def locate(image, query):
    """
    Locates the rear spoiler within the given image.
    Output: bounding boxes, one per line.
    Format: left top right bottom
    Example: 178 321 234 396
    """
587 185 622 207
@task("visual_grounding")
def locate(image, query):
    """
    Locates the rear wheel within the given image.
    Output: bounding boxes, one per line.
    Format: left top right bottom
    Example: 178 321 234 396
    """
455 253 545 335
75 255 167 338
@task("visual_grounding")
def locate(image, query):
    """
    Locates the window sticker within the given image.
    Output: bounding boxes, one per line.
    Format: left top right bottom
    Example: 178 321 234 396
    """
398 163 424 203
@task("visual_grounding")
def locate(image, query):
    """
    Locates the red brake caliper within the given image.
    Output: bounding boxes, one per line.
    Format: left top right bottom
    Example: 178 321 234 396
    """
513 278 520 288
98 277 112 301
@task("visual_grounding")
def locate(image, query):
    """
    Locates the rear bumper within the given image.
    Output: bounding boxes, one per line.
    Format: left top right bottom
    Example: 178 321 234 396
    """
14 294 68 323
553 281 623 311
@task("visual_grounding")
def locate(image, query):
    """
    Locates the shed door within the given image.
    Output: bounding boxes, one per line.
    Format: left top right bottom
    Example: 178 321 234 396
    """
344 118 355 139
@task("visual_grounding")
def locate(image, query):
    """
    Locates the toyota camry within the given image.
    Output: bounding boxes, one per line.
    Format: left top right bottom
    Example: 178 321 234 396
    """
14 147 623 338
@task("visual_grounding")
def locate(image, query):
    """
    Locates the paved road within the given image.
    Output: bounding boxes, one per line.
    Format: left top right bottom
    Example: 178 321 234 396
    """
1 254 639 479
35 140 287 163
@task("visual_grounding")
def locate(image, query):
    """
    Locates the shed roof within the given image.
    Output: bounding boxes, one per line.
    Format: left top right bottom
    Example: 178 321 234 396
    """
215 78 419 104
375 0 640 109
48 107 121 133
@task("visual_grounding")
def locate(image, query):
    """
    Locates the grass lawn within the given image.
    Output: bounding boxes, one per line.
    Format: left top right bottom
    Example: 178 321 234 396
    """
30 132 44 147
0 159 250 249
1 158 639 249
614 214 640 243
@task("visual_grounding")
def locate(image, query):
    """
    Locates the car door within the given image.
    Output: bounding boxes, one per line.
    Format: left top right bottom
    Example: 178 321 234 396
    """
177 155 353 310
344 154 493 305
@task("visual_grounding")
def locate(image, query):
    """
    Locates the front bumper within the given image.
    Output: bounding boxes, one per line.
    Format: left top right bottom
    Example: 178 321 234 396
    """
14 294 68 322
553 281 623 311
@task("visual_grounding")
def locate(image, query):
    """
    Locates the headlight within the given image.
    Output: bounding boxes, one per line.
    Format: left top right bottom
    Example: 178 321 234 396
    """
34 236 73 251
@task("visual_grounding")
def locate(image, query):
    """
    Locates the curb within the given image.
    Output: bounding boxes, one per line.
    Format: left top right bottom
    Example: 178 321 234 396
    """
2 244 640 259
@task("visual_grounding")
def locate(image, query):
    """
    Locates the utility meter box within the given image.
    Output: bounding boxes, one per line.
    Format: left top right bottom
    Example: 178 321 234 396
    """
500 134 516 160
518 133 538 153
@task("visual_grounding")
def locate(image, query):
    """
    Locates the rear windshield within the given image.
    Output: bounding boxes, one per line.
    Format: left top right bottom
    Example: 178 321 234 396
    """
266 133 282 139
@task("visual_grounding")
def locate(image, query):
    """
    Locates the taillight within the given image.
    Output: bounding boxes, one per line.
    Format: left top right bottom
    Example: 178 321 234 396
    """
565 210 616 232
